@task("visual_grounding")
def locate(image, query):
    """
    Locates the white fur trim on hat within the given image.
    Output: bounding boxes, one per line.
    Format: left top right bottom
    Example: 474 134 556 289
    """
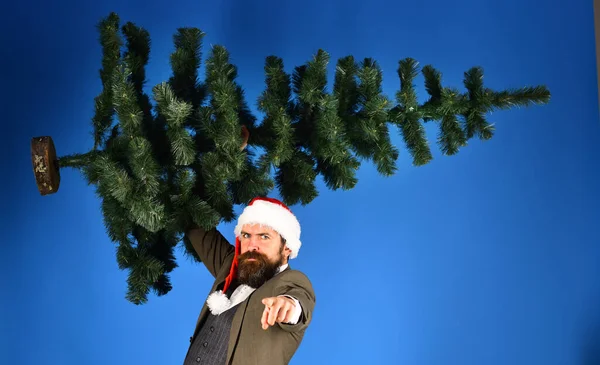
234 199 302 259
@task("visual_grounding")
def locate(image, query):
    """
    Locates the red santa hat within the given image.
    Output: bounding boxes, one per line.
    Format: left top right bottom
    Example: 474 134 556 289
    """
220 197 302 297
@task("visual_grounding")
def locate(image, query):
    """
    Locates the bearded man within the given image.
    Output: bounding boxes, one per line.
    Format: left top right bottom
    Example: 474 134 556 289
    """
182 197 316 365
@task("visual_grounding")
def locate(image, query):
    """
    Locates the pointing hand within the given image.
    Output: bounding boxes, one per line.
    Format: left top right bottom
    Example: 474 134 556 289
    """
261 297 296 330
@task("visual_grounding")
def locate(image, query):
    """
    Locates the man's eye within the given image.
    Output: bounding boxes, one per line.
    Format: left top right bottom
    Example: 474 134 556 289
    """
261 234 269 240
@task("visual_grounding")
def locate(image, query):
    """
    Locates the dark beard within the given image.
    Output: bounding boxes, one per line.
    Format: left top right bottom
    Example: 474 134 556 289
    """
237 250 283 288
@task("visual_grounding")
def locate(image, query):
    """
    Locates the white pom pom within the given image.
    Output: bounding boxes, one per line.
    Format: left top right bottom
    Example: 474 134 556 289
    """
206 290 231 315
206 285 257 315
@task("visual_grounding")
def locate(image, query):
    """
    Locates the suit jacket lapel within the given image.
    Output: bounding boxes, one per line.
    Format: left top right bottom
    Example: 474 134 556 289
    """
226 296 250 364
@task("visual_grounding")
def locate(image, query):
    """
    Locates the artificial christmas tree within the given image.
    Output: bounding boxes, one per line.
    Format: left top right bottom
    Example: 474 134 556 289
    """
31 12 551 304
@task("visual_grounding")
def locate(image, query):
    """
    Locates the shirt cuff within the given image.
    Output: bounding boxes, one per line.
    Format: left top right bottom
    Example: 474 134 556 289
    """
278 295 302 324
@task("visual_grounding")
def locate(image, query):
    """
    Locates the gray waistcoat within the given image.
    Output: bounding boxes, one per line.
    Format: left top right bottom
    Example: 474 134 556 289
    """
183 303 241 365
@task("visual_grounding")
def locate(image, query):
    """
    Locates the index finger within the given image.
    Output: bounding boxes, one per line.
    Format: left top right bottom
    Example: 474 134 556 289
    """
261 305 270 330
262 297 276 307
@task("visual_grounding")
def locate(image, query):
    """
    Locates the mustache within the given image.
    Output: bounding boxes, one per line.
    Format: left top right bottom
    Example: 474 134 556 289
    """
239 251 267 262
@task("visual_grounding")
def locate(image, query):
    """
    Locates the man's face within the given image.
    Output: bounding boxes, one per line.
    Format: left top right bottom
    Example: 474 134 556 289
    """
237 224 291 288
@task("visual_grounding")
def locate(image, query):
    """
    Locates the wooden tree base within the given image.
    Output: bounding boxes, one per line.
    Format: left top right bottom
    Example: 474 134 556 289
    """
31 136 61 195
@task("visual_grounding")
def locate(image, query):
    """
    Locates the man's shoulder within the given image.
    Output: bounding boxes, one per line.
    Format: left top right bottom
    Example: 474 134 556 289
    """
273 267 316 307
278 267 314 287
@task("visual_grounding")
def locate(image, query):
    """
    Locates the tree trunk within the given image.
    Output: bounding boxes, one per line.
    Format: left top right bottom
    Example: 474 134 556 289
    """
31 136 60 195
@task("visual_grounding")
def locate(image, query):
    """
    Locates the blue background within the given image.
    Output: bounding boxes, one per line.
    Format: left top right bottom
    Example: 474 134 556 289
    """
2 0 600 364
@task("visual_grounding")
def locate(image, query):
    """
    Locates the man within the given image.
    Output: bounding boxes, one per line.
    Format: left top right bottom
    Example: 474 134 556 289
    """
183 196 316 365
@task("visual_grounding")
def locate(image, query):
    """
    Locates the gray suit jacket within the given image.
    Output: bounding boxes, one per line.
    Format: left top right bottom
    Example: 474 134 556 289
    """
184 227 316 365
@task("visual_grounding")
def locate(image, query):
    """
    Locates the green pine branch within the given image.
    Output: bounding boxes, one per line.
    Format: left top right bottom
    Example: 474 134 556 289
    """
392 58 433 166
54 12 551 305
90 13 121 149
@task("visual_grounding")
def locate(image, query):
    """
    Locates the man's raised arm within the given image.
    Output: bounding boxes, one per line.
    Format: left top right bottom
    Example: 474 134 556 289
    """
185 224 235 278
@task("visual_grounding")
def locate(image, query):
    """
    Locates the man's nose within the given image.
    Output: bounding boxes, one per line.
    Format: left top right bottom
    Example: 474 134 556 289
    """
247 238 259 251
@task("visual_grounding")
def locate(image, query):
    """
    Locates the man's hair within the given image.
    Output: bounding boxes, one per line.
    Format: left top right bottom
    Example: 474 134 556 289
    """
280 236 289 263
